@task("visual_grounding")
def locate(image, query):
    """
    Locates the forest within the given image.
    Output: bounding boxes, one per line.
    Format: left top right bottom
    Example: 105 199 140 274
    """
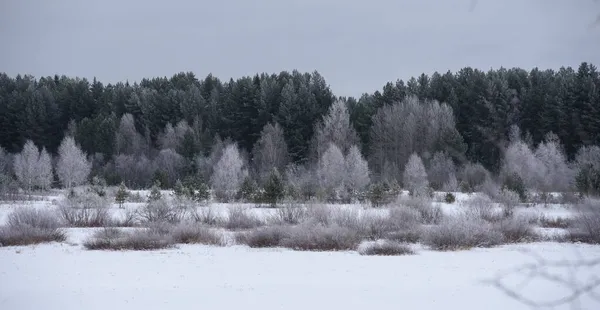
0 62 599 202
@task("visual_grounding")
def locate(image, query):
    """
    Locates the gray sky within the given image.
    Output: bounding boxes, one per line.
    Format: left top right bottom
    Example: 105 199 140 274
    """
1 0 599 98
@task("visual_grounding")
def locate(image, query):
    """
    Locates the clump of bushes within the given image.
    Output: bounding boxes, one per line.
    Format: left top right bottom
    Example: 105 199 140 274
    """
422 215 504 251
568 199 600 244
137 198 187 224
169 223 225 245
444 193 456 204
224 206 264 230
83 227 175 250
279 223 361 251
273 204 307 225
236 225 290 248
58 192 111 227
358 240 414 256
0 208 67 246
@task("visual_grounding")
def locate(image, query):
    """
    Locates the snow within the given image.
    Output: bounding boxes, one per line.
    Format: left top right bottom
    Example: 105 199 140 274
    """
1 240 599 310
1 193 599 310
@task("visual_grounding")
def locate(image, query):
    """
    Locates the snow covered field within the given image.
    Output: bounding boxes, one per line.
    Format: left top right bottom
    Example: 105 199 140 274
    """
1 192 599 310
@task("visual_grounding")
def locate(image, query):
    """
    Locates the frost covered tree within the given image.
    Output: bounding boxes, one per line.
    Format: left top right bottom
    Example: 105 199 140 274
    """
0 147 10 177
157 123 178 150
57 136 91 188
427 151 456 190
369 95 465 181
251 122 289 185
13 140 40 192
574 145 600 195
115 113 146 155
312 100 360 159
403 153 429 196
153 149 185 188
211 143 247 201
317 143 346 197
36 147 53 190
502 138 543 190
344 145 370 195
534 133 574 193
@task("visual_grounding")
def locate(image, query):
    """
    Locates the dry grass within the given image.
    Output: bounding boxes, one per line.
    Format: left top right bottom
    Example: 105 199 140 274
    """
358 241 414 256
169 223 225 245
422 215 504 251
0 208 66 246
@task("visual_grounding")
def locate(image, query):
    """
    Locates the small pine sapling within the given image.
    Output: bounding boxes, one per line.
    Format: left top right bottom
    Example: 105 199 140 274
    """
115 182 129 208
148 181 162 202
263 168 285 207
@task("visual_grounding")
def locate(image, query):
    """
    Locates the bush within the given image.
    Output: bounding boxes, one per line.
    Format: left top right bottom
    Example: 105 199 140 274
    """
0 208 66 246
358 240 414 256
464 195 503 223
225 206 264 230
444 193 456 204
384 229 421 243
569 199 600 244
422 216 504 251
83 227 175 250
192 206 221 226
236 225 290 248
538 215 572 229
137 198 185 224
497 189 520 218
502 172 527 202
397 196 443 224
280 223 361 251
169 223 224 245
304 204 333 225
274 204 307 225
494 216 536 243
58 192 111 227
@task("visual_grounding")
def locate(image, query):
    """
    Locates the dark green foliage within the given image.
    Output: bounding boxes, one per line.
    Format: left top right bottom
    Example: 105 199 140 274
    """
237 176 258 202
576 164 600 196
262 169 285 207
502 172 528 202
148 181 162 202
115 182 129 208
90 176 107 197
445 192 456 204
0 63 599 182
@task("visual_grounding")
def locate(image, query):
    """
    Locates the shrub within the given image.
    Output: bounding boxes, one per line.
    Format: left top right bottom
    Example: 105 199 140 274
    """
192 206 221 226
137 198 185 224
464 195 503 223
397 196 443 224
236 225 290 248
444 193 456 204
0 208 66 246
502 172 527 202
497 189 520 218
83 227 175 250
422 216 504 251
225 206 263 230
58 192 111 227
384 229 421 243
304 204 333 225
352 212 395 240
115 182 129 208
274 204 307 225
358 240 414 256
280 223 361 251
538 215 572 229
494 216 536 243
169 223 224 245
569 199 600 244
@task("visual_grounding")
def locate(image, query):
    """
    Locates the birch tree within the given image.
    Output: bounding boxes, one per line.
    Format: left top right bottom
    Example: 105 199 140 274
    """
317 143 346 197
312 100 360 159
57 136 91 188
36 147 53 190
344 145 370 195
211 143 247 201
403 153 429 196
14 140 39 192
252 122 289 185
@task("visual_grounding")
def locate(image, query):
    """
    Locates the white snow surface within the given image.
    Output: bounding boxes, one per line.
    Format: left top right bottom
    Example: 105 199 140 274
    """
1 192 600 310
1 238 599 310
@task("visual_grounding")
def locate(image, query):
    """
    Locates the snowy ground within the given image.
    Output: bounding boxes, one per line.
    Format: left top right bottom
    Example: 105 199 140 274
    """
1 191 599 310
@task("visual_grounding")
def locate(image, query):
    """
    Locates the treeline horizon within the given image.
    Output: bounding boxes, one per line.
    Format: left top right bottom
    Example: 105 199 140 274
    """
0 62 599 194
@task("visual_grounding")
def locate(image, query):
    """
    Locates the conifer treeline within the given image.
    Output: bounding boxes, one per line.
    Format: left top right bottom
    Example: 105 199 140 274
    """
0 62 598 179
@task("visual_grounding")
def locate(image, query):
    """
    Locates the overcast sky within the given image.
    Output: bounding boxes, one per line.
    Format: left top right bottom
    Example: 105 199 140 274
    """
1 0 599 97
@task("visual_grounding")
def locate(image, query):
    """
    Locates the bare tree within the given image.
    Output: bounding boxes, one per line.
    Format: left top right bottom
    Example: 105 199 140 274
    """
252 122 290 186
114 154 156 189
369 95 464 182
0 147 11 177
317 143 346 197
312 99 360 159
211 143 247 202
535 133 574 193
403 153 429 196
57 136 91 188
13 140 39 192
157 123 178 150
115 113 146 156
153 149 185 188
36 147 53 190
502 138 543 190
427 151 457 190
344 145 371 196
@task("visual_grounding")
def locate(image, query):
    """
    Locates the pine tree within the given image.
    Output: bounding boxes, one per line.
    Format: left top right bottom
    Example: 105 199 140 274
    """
115 182 129 208
148 180 162 202
263 168 285 207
